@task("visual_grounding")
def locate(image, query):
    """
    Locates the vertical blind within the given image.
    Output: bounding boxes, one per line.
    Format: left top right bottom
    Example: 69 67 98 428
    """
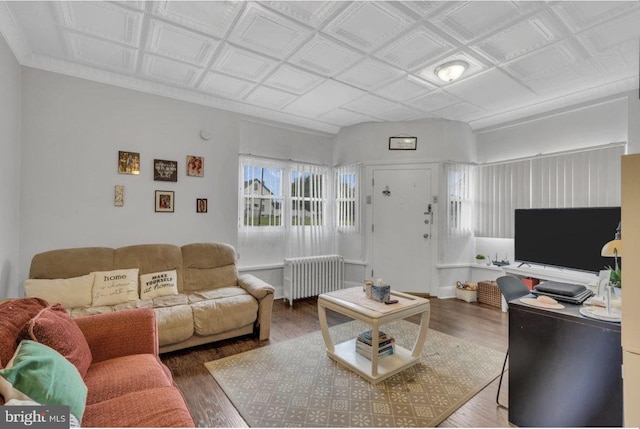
474 144 625 238
445 163 473 235
335 163 362 232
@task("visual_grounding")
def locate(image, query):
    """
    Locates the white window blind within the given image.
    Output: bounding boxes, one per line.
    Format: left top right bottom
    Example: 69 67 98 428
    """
474 160 531 238
445 163 472 236
239 156 284 229
335 163 361 232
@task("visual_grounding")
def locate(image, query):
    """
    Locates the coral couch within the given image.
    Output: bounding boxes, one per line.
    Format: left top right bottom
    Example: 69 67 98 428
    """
0 298 195 427
26 242 275 353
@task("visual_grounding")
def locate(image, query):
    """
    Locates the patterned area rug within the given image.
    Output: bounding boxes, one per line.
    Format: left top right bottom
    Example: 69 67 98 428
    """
205 320 503 427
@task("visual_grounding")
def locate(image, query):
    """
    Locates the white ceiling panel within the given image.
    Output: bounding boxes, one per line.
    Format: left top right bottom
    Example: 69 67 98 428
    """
65 33 137 73
263 65 324 95
375 26 455 70
1 0 638 134
54 1 142 46
211 44 278 82
337 58 404 91
146 20 217 67
227 2 312 60
323 2 415 52
288 34 363 76
151 1 243 39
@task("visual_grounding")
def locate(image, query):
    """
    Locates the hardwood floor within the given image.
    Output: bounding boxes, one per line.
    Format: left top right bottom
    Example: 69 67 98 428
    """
160 296 514 427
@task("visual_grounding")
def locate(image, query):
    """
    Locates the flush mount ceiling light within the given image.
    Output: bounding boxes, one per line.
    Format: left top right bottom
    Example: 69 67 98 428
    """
434 60 469 83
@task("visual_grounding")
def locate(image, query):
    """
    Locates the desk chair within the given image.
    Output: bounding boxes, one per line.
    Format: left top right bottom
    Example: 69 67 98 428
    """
495 275 531 409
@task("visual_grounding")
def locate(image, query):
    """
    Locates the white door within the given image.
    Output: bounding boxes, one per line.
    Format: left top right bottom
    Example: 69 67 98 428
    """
371 168 433 294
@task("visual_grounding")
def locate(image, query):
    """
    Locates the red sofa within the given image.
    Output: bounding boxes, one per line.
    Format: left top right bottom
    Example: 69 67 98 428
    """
0 298 195 427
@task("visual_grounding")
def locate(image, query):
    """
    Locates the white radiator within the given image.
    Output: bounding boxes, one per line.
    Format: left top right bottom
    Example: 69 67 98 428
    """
284 255 344 305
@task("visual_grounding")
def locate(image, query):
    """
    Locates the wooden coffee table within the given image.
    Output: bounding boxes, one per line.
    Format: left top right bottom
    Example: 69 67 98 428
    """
318 287 430 384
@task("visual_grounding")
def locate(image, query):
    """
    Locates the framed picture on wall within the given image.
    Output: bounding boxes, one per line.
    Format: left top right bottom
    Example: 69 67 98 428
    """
154 159 178 182
118 151 140 174
155 190 174 213
389 137 417 150
186 155 204 177
196 198 208 213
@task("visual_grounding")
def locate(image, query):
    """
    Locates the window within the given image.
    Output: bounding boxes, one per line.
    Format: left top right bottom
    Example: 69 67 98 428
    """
445 163 472 235
241 161 283 228
290 168 327 226
335 164 361 231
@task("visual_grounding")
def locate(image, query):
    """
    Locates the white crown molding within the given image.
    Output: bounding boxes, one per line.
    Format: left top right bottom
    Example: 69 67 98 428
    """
0 2 31 63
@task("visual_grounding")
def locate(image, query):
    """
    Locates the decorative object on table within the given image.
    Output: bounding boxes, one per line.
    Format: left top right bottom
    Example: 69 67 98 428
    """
118 151 140 175
371 281 390 302
456 281 478 303
363 279 372 298
355 329 395 360
475 254 486 264
388 136 417 150
186 155 204 177
478 280 502 308
114 185 124 207
196 198 207 213
521 277 539 290
153 159 177 182
491 253 510 266
520 295 564 309
154 190 174 213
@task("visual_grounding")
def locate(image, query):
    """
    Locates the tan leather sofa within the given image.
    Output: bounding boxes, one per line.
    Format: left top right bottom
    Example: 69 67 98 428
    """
27 242 275 353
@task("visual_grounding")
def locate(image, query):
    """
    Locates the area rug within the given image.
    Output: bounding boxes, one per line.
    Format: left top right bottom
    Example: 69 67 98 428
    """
205 320 503 427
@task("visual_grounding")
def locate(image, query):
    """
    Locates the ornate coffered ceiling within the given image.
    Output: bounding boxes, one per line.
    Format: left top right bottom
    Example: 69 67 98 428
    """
0 1 638 134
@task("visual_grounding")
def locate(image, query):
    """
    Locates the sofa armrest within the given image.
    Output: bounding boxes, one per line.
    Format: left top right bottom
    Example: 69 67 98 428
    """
74 308 159 363
238 274 275 300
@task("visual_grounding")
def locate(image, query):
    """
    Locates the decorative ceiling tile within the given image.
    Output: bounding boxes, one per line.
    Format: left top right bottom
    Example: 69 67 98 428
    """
375 76 435 102
377 105 425 122
244 86 297 110
210 44 278 82
342 94 398 118
151 1 243 39
227 2 312 60
141 55 201 87
431 1 540 44
502 40 581 82
401 1 445 18
146 20 217 67
317 108 378 127
407 89 462 112
431 102 484 122
416 51 488 86
472 11 564 63
551 1 639 33
199 71 255 99
336 58 404 91
576 8 640 56
264 65 324 95
54 1 142 46
323 2 415 52
375 26 455 70
283 80 366 117
287 34 363 76
263 1 346 27
64 32 137 73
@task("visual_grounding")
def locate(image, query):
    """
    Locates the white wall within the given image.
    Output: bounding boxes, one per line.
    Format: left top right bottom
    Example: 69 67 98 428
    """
0 34 21 299
17 68 333 295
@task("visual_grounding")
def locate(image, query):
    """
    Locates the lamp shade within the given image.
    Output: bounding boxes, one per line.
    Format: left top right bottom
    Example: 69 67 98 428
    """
601 239 622 257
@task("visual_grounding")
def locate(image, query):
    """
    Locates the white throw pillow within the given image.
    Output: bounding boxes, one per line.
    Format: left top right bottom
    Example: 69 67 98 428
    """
140 270 178 300
92 269 139 306
24 273 94 309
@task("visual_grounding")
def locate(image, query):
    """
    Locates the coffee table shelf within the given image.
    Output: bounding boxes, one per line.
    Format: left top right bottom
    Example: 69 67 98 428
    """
318 287 430 384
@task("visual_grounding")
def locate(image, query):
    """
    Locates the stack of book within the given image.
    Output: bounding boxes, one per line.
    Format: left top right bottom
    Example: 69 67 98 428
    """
355 330 395 360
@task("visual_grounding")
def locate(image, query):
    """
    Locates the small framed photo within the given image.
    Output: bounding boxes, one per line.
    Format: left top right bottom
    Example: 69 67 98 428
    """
155 190 174 213
186 155 204 177
389 137 417 150
118 151 140 174
154 159 178 182
114 185 125 207
196 198 208 213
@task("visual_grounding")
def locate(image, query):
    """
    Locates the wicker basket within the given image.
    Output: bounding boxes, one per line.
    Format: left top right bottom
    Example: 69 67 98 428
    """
456 288 478 303
478 280 502 308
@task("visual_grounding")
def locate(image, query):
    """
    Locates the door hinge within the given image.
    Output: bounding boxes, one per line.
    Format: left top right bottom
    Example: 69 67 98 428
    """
371 269 374 277
372 224 374 232
372 178 375 187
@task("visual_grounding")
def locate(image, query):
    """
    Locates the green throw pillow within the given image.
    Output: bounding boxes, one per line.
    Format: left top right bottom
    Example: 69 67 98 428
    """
0 340 87 421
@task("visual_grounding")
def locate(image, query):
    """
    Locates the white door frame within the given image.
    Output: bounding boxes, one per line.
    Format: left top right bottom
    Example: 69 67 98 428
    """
364 161 439 296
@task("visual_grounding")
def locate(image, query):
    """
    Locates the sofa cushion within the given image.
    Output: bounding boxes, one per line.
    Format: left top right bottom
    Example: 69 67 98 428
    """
83 354 172 405
0 298 49 368
92 268 139 306
181 243 238 292
0 340 87 421
29 247 114 280
140 270 178 300
153 294 188 308
191 294 258 336
27 304 92 377
70 306 113 318
114 244 184 291
24 273 94 309
154 305 194 346
113 299 153 312
83 387 195 428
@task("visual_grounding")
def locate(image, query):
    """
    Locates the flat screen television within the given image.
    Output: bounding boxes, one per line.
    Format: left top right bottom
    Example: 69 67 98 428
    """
514 207 620 273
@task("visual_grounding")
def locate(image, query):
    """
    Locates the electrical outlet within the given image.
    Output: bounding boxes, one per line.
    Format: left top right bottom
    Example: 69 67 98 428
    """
433 196 438 203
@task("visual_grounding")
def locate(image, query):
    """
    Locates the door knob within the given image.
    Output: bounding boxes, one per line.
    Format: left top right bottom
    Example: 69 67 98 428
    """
423 233 429 239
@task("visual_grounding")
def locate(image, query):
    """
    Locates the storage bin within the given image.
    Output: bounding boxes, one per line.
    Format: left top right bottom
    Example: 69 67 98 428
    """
478 280 502 308
456 288 478 303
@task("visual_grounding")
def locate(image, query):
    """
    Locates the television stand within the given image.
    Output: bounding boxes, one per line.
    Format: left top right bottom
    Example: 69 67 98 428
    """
503 265 597 287
517 262 530 268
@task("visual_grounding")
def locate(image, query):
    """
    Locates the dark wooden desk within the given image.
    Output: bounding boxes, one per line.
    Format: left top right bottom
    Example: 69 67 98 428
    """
508 298 622 427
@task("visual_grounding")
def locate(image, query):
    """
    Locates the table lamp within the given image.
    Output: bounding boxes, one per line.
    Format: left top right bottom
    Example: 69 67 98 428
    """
601 222 622 270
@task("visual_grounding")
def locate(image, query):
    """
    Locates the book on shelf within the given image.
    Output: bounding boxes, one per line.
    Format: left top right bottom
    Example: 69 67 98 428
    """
355 342 395 360
357 330 388 343
356 337 396 350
